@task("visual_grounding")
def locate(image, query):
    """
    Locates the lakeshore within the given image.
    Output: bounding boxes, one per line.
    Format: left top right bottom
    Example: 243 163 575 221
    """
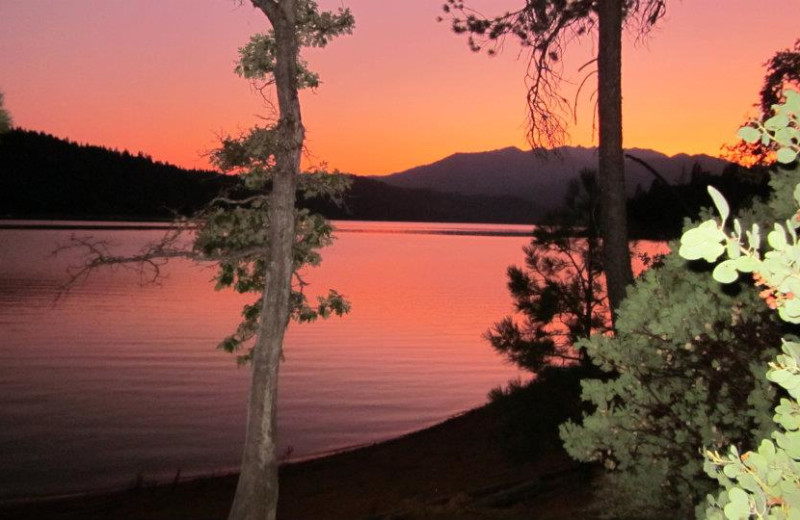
0 395 595 520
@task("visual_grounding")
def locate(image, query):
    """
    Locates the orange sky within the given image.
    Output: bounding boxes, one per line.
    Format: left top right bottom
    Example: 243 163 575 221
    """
0 1 797 175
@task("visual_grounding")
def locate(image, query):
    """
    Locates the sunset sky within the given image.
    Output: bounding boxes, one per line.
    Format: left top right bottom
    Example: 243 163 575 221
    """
1 1 797 175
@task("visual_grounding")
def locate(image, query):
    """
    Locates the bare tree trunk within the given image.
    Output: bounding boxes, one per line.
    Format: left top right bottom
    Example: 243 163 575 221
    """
228 2 303 519
597 0 634 313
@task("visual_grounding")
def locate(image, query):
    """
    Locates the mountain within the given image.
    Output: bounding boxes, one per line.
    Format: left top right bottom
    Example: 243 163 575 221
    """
0 129 539 224
374 146 730 212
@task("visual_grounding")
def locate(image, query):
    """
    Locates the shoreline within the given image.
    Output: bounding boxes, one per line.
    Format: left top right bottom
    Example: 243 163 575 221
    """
6 416 471 509
0 409 475 507
0 401 593 519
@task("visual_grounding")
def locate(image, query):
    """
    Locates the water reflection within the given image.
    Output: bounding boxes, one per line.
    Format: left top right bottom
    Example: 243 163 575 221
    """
0 222 533 499
0 221 669 499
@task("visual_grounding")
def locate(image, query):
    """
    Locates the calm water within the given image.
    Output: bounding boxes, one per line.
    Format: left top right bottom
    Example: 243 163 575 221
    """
0 220 548 500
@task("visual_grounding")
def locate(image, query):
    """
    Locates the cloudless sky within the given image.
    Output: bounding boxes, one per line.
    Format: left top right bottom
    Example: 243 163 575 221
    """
0 1 797 175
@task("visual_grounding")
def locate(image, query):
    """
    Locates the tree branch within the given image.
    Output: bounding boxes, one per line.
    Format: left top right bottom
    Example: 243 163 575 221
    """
53 229 270 298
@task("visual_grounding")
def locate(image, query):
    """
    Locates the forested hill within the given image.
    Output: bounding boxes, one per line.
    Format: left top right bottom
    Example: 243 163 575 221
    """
0 129 539 223
0 130 232 220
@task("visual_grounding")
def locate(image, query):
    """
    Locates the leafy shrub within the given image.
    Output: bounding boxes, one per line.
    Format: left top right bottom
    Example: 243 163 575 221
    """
559 247 781 517
679 90 800 520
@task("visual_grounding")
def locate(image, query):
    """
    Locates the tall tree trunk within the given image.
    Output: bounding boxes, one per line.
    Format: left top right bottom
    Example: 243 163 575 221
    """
228 2 303 519
597 0 634 313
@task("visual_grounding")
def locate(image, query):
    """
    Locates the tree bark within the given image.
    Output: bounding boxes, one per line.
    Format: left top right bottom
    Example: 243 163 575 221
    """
228 2 303 519
597 0 635 313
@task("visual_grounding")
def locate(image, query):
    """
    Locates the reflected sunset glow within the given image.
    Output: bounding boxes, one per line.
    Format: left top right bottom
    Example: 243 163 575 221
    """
0 223 536 497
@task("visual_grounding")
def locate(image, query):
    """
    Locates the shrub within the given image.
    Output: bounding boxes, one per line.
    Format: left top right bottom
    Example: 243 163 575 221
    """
560 248 781 517
679 90 800 520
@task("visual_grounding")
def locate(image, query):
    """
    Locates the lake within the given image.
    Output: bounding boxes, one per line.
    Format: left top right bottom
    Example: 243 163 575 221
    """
0 220 552 500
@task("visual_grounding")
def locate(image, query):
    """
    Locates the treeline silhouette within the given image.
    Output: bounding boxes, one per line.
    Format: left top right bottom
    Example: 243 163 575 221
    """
0 129 539 224
308 176 541 224
0 129 771 235
0 130 231 220
627 162 771 238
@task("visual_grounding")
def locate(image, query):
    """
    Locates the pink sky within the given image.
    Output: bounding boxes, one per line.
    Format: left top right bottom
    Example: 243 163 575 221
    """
0 1 797 175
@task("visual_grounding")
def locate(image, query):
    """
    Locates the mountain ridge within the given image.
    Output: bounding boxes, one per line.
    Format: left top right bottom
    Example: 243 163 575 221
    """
372 145 730 212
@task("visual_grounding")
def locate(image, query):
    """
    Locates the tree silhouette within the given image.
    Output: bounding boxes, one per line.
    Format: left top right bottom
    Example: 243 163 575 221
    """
442 0 666 313
487 170 609 372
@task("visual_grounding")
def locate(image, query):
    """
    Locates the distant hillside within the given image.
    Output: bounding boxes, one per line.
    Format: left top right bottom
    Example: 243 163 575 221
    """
375 146 730 212
0 129 232 220
0 130 540 224
307 177 539 224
